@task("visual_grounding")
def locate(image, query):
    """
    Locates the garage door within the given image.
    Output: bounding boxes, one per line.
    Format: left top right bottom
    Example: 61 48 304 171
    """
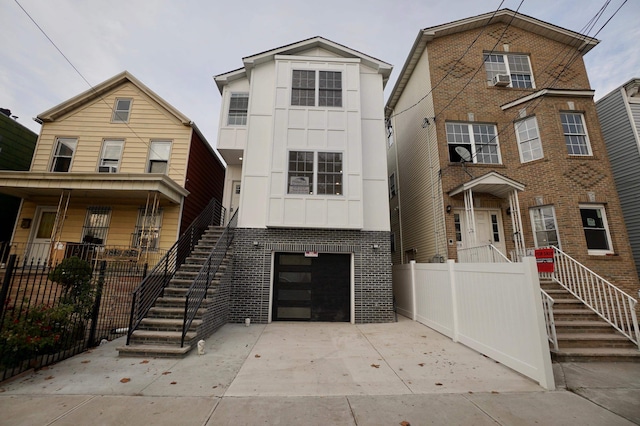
272 252 350 322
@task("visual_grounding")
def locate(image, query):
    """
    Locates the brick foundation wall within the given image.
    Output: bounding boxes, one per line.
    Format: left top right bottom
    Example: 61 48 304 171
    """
230 228 394 324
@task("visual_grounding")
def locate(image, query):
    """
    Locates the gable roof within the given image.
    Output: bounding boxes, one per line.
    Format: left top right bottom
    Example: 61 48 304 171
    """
214 36 393 93
386 9 600 114
37 71 191 125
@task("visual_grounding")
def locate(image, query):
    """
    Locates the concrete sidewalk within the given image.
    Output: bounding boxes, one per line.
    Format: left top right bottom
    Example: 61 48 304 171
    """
1 316 638 425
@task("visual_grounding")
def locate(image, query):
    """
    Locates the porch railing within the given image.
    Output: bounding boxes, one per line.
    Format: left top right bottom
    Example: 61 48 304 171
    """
458 244 511 263
540 289 558 350
126 198 226 345
181 209 238 347
515 246 639 349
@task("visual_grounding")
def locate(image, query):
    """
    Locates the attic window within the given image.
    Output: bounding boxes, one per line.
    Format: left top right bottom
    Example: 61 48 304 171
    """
112 98 132 123
291 70 342 107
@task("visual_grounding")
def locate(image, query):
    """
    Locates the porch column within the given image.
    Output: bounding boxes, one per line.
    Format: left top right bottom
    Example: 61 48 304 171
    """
509 190 525 257
464 189 476 246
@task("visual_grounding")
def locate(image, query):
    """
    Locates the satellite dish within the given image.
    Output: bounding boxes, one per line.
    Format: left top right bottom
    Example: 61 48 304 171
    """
455 146 472 162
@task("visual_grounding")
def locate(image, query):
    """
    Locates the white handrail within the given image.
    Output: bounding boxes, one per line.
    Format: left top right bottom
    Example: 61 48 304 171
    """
547 246 638 348
540 289 558 350
458 244 511 263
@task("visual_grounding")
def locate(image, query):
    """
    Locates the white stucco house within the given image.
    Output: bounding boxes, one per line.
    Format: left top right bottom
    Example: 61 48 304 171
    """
214 37 395 323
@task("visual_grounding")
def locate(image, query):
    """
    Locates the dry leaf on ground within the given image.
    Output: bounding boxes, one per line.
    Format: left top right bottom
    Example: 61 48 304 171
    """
120 378 131 383
371 364 380 368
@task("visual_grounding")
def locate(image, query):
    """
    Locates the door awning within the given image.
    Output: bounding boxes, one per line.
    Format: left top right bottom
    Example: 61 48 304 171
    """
448 171 525 198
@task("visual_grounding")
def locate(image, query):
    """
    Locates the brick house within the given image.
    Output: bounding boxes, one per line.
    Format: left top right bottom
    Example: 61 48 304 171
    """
597 78 640 282
214 37 395 323
385 9 639 298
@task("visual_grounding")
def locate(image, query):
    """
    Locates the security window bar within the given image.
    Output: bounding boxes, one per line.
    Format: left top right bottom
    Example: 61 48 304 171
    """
148 141 171 174
99 139 124 172
530 206 560 248
561 112 591 155
112 98 132 123
51 137 77 172
446 122 501 164
132 208 162 250
81 207 111 245
484 54 534 88
515 116 543 163
319 71 342 107
288 151 314 194
228 93 249 125
291 70 316 106
580 205 613 254
317 152 342 195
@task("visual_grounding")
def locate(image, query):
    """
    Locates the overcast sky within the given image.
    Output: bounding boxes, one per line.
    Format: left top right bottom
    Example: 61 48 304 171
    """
2 0 637 153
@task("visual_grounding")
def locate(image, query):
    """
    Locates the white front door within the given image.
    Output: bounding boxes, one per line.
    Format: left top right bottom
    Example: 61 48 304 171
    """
456 209 506 256
230 181 241 215
27 206 57 263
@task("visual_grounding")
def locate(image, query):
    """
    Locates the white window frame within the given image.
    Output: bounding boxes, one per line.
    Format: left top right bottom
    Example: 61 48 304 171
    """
446 122 502 164
515 116 543 163
291 70 342 108
561 112 592 156
287 150 343 196
111 98 132 123
530 206 561 249
50 137 77 172
147 140 172 174
579 204 614 255
227 92 249 126
98 139 124 172
484 53 535 88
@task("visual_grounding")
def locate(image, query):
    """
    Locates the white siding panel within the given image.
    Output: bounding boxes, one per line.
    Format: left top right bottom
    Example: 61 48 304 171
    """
239 176 269 228
283 198 305 224
305 198 325 225
327 199 347 226
268 198 283 223
327 130 345 149
363 180 390 231
308 129 325 148
308 110 326 129
327 110 345 130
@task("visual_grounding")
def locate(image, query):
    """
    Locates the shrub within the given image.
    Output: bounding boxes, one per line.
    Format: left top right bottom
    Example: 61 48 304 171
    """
48 256 95 319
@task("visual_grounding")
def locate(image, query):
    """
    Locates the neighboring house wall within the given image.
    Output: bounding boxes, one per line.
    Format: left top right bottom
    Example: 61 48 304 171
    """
597 81 640 280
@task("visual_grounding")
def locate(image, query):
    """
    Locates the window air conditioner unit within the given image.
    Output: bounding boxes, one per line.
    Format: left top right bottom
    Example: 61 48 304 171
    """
98 166 118 173
492 74 510 87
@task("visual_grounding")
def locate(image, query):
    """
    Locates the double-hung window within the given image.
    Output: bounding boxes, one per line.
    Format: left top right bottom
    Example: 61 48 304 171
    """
580 205 613 255
530 206 560 248
446 122 501 164
288 151 343 195
111 98 132 123
51 137 77 172
227 93 249 125
82 206 111 245
147 141 171 174
484 54 534 88
561 112 592 155
98 139 124 173
291 70 342 107
515 116 543 163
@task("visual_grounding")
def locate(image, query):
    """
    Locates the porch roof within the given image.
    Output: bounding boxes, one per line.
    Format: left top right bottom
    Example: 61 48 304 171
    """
0 171 189 204
448 171 525 198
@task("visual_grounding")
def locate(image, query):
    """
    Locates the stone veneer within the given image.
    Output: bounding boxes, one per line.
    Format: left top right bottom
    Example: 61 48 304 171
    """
230 228 394 324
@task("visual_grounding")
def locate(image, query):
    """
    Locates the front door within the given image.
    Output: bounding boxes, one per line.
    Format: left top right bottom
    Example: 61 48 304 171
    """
230 181 241 216
272 253 350 322
27 206 57 263
456 209 506 256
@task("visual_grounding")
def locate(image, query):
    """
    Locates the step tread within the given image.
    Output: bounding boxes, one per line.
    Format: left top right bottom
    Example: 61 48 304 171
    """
117 344 192 356
552 348 640 356
556 332 631 340
140 318 203 326
130 330 196 339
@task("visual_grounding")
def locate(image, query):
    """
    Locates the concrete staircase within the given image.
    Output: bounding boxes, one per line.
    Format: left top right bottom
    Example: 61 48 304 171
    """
118 226 231 357
541 279 640 362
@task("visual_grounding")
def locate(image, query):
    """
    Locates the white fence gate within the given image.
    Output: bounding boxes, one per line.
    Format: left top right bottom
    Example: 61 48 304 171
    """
393 257 554 390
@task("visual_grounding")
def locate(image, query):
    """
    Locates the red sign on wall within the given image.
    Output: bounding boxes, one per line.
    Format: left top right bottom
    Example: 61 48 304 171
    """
534 248 554 273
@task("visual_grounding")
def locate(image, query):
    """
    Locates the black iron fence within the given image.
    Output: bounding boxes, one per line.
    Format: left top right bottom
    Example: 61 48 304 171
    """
0 254 149 382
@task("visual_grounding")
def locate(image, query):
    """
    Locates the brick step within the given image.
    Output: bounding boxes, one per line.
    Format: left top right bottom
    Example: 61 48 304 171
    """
551 347 640 362
166 279 221 289
155 296 212 308
138 318 202 332
163 287 217 297
554 320 620 333
556 333 636 349
552 309 600 320
117 344 192 358
148 306 207 319
126 330 196 346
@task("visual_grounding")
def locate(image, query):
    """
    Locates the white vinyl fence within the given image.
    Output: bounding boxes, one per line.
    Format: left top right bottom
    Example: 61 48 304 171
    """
393 257 554 390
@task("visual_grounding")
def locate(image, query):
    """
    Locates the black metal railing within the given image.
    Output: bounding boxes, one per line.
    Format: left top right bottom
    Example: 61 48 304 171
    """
181 209 238 347
126 198 225 345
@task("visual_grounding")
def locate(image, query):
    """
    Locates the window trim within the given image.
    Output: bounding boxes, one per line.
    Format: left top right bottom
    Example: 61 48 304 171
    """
111 98 132 123
560 112 592 156
287 150 344 196
227 92 249 126
529 205 561 249
445 121 502 164
98 139 124 172
514 116 543 163
291 69 343 108
147 140 172 174
579 204 614 255
50 137 78 172
484 53 535 89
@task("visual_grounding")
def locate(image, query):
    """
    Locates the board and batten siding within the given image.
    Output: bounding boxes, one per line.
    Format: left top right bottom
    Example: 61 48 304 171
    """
597 87 640 278
31 82 191 186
